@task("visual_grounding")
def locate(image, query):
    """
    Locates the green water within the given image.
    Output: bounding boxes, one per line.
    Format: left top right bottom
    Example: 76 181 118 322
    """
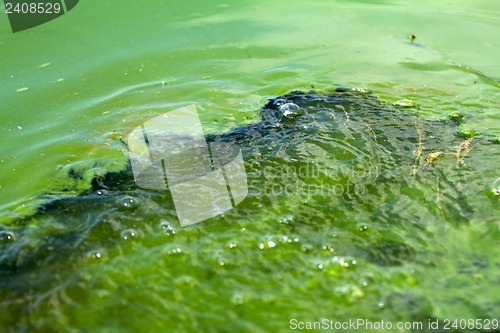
1 0 499 332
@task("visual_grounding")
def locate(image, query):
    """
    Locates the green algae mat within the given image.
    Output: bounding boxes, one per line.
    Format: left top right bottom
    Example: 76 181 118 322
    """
1 89 499 332
1 0 500 332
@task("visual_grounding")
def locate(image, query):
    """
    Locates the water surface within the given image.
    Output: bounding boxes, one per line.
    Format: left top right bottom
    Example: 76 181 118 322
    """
0 0 499 332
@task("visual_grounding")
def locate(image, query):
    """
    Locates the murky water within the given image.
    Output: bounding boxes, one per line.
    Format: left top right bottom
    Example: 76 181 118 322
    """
1 0 499 332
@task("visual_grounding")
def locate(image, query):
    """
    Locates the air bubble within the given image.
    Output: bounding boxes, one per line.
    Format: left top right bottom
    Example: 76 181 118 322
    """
0 231 15 242
459 128 478 139
273 98 287 107
448 111 464 123
118 196 140 210
259 239 278 249
332 256 356 268
163 246 183 255
120 228 139 240
87 250 105 260
279 103 300 117
283 236 300 243
322 244 334 252
159 220 176 236
277 214 294 225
